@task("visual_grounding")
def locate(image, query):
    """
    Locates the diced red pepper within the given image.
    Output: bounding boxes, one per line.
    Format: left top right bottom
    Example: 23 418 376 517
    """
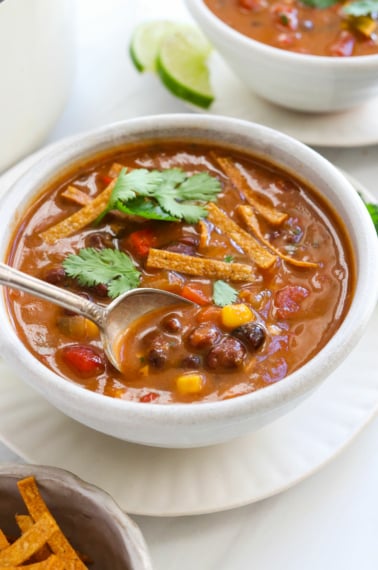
61 344 105 376
238 0 265 10
329 31 355 57
128 228 158 257
196 305 222 325
140 391 159 403
274 285 309 319
181 283 211 306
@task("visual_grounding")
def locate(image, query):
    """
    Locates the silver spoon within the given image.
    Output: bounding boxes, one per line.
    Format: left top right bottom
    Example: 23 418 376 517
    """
0 262 194 371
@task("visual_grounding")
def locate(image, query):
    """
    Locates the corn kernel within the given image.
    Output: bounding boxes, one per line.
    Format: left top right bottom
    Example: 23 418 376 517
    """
57 315 99 340
221 303 254 328
139 365 150 376
84 318 100 339
176 373 204 395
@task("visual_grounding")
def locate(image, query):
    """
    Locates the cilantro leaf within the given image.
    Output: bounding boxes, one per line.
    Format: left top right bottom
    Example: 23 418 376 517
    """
300 0 340 8
62 248 141 299
115 196 178 221
342 0 378 15
102 167 222 224
176 172 223 201
157 195 208 223
213 280 238 307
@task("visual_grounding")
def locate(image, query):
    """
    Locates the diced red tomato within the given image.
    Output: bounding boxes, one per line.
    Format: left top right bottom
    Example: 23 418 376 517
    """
196 305 222 325
101 174 113 186
271 4 298 30
128 228 158 257
238 0 265 10
140 391 159 403
181 283 211 306
61 345 105 376
329 31 355 57
274 285 309 319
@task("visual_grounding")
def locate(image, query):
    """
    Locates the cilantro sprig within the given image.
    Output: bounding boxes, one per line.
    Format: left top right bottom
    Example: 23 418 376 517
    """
100 167 221 224
63 248 141 299
213 280 238 307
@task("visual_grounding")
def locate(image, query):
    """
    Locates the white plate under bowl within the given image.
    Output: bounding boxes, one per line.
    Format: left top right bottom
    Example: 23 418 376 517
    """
0 142 377 517
188 53 378 148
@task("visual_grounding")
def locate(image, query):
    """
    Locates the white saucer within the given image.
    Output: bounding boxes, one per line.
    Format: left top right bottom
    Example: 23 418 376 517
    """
0 143 377 517
194 53 378 148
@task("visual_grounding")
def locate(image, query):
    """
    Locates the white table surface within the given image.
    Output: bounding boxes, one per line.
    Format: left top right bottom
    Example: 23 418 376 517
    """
1 1 378 569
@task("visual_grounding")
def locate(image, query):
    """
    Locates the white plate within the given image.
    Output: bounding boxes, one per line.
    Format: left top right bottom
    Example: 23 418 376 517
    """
0 144 377 517
197 53 378 148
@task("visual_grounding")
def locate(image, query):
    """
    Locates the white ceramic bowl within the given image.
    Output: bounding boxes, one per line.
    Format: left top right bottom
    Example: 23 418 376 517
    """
0 464 152 570
0 0 75 172
185 0 378 112
0 114 377 448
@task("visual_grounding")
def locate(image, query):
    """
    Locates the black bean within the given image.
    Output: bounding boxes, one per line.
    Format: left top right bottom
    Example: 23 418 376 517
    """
188 323 222 350
181 354 201 369
91 283 109 298
164 243 197 256
206 337 246 370
43 266 66 285
85 231 113 249
161 314 182 332
232 322 266 351
147 348 167 368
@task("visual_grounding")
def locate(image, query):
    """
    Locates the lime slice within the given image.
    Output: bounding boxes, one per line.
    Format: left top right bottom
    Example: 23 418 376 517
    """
129 20 181 72
156 29 214 109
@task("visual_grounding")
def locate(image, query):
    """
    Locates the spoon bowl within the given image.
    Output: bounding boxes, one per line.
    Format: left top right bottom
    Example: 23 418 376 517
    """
0 262 194 371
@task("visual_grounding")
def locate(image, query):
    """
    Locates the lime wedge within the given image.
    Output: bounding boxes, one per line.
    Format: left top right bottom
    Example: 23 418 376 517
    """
156 29 214 109
130 20 181 72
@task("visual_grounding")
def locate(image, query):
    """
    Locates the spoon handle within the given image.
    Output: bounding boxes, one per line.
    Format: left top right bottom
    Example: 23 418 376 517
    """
0 262 106 326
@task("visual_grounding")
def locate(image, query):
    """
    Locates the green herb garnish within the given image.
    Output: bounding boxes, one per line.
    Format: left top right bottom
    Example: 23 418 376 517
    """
365 202 378 234
213 280 238 307
224 255 234 263
343 0 378 15
63 248 141 299
300 0 378 15
300 0 340 9
101 167 221 224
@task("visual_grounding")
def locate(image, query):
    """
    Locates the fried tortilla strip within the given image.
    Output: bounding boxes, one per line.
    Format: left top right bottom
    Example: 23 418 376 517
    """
147 249 254 281
0 530 9 551
237 205 318 269
41 179 116 245
0 554 66 569
16 514 52 562
207 203 276 269
108 162 124 178
0 513 57 565
17 477 88 570
198 219 210 249
61 186 92 207
213 155 287 225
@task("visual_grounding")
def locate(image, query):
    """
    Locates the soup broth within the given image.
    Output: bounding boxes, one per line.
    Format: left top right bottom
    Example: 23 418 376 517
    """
6 141 355 403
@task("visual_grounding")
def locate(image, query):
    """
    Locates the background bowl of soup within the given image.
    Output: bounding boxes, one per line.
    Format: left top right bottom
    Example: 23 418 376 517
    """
184 0 378 112
0 114 377 447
